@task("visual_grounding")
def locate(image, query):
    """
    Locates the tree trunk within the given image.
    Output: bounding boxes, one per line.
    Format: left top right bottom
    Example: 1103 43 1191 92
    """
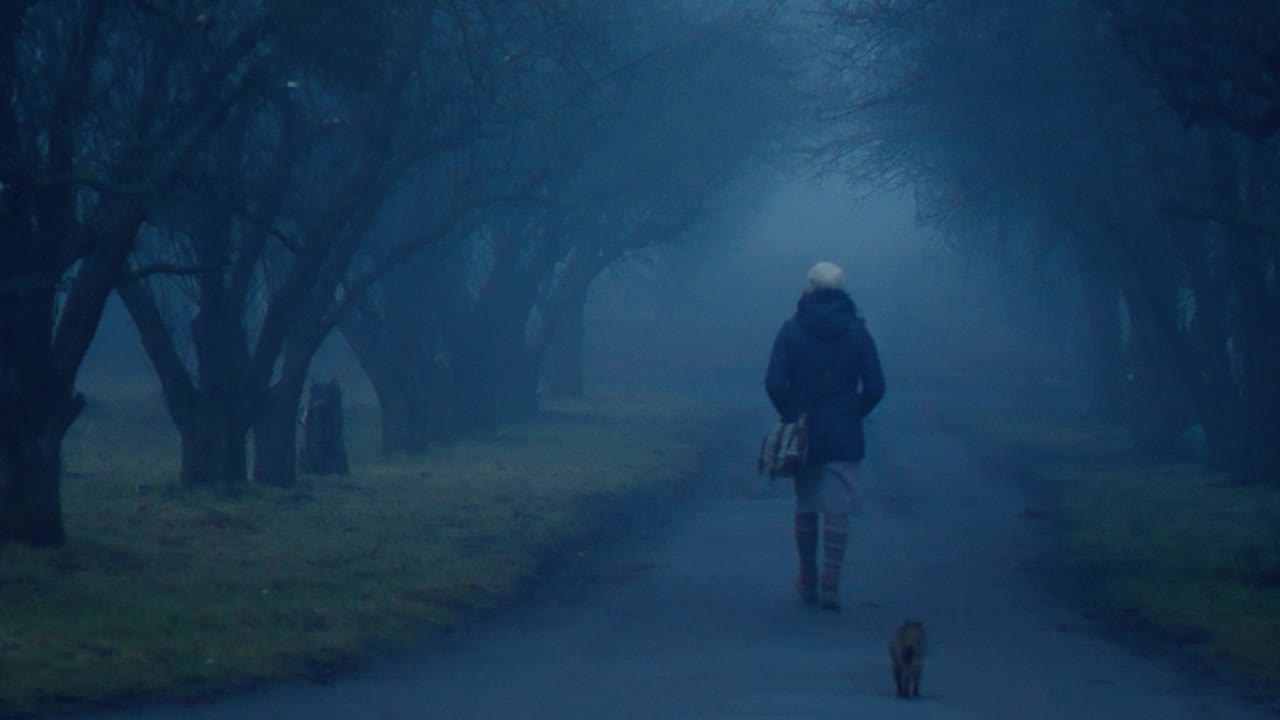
449 335 541 430
1080 269 1125 420
0 425 68 546
449 295 534 431
177 392 249 488
375 378 437 453
1176 223 1243 472
252 391 299 487
340 311 450 454
1214 137 1280 482
1105 218 1236 462
299 378 349 475
1119 288 1197 454
379 386 427 454
117 280 255 490
498 352 542 418
0 280 83 546
451 336 501 432
1226 284 1280 483
1238 328 1280 483
450 292 519 430
252 344 312 488
544 282 589 398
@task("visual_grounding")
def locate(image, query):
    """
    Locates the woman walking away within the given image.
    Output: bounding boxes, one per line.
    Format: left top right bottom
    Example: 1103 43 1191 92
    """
765 261 885 612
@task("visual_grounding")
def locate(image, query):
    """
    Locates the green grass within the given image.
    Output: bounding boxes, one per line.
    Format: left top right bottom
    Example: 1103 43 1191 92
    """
979 406 1280 686
0 384 716 715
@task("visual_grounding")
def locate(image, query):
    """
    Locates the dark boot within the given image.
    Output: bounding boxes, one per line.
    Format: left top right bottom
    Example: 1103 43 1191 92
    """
795 512 818 605
819 512 849 611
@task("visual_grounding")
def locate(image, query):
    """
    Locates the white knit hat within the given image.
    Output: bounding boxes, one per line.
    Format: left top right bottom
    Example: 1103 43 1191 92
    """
804 261 845 294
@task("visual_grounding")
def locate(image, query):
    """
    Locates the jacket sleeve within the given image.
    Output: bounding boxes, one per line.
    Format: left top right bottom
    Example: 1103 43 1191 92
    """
764 325 794 422
856 325 885 417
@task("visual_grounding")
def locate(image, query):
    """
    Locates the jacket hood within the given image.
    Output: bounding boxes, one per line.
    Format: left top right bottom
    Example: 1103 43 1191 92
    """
796 288 858 340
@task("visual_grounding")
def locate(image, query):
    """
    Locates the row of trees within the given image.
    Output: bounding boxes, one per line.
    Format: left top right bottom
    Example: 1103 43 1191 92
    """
814 0 1280 481
1 1 804 546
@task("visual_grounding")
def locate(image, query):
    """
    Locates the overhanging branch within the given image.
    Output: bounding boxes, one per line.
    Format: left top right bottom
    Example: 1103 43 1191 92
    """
124 261 228 281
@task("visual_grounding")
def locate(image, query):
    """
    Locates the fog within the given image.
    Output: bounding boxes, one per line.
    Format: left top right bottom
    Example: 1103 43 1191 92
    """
78 176 1080 415
84 176 1081 420
586 178 1083 402
4 1 1280 718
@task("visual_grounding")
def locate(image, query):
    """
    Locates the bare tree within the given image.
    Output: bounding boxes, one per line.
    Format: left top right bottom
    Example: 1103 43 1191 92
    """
339 6 805 450
0 2 275 545
116 0 550 489
813 0 1280 479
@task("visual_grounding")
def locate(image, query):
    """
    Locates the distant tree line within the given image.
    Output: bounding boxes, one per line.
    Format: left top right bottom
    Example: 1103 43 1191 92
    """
0 1 803 546
815 0 1280 482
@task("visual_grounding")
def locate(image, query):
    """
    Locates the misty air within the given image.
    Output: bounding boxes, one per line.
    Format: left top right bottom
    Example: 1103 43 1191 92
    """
1 1 1278 718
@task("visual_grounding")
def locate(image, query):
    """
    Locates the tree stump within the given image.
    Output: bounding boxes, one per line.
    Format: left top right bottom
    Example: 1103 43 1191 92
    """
299 377 350 476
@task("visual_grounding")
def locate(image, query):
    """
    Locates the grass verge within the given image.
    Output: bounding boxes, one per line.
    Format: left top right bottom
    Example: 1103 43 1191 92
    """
0 385 716 716
976 403 1280 690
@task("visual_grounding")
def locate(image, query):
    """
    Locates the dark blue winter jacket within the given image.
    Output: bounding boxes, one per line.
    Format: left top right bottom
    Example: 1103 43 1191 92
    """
765 288 885 464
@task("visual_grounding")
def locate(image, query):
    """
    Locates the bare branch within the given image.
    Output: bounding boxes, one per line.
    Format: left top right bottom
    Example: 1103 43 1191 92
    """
124 261 228 282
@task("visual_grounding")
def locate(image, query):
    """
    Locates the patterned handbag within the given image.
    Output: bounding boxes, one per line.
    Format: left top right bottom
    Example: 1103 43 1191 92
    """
757 414 809 479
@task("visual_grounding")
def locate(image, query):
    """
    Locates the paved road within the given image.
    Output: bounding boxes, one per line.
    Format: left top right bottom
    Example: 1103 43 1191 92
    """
70 392 1278 719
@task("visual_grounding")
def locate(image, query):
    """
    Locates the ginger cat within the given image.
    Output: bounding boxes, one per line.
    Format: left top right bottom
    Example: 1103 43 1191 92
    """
889 620 926 698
